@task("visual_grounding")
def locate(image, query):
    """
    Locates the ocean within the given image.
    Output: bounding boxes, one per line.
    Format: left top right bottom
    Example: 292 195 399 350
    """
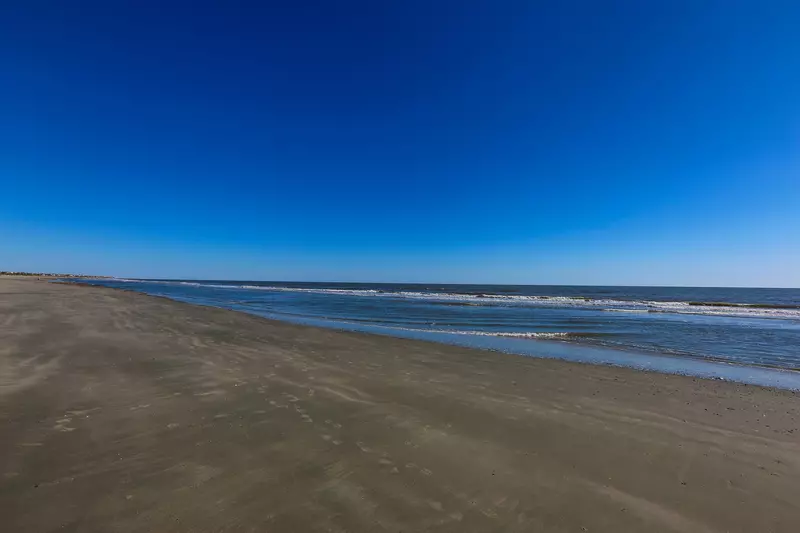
72 279 800 389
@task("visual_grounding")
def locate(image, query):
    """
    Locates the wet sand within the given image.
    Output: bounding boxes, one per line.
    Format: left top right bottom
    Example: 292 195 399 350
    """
1 278 798 532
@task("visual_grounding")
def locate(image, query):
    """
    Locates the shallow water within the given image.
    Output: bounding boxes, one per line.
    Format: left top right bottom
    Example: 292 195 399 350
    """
72 279 800 389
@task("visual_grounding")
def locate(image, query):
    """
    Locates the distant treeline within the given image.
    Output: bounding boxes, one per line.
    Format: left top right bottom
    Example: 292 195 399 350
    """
0 271 108 278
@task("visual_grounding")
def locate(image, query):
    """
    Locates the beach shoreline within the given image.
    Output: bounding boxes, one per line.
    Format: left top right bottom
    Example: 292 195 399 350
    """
1 277 798 532
70 277 800 390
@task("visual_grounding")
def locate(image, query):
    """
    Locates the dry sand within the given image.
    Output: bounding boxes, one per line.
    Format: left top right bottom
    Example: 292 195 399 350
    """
1 278 798 532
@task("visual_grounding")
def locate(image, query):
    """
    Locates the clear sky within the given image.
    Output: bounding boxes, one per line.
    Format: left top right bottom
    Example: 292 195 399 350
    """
1 1 798 286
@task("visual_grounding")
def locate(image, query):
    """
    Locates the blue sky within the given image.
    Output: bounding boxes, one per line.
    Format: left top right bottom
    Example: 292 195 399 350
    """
1 1 798 286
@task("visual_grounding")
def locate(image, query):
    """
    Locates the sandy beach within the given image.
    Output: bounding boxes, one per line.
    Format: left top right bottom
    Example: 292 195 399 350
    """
1 278 798 532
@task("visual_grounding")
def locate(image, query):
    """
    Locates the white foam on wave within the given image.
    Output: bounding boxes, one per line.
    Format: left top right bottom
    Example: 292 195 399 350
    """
237 286 800 320
383 327 576 339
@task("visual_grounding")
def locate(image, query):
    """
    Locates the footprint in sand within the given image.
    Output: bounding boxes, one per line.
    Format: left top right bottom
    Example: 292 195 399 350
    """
403 463 432 476
356 442 372 453
378 458 399 473
67 408 100 417
428 501 444 512
194 390 223 397
480 508 499 518
53 416 76 432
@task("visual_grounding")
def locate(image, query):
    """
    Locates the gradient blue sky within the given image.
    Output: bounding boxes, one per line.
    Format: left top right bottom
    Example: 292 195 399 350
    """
1 1 798 286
